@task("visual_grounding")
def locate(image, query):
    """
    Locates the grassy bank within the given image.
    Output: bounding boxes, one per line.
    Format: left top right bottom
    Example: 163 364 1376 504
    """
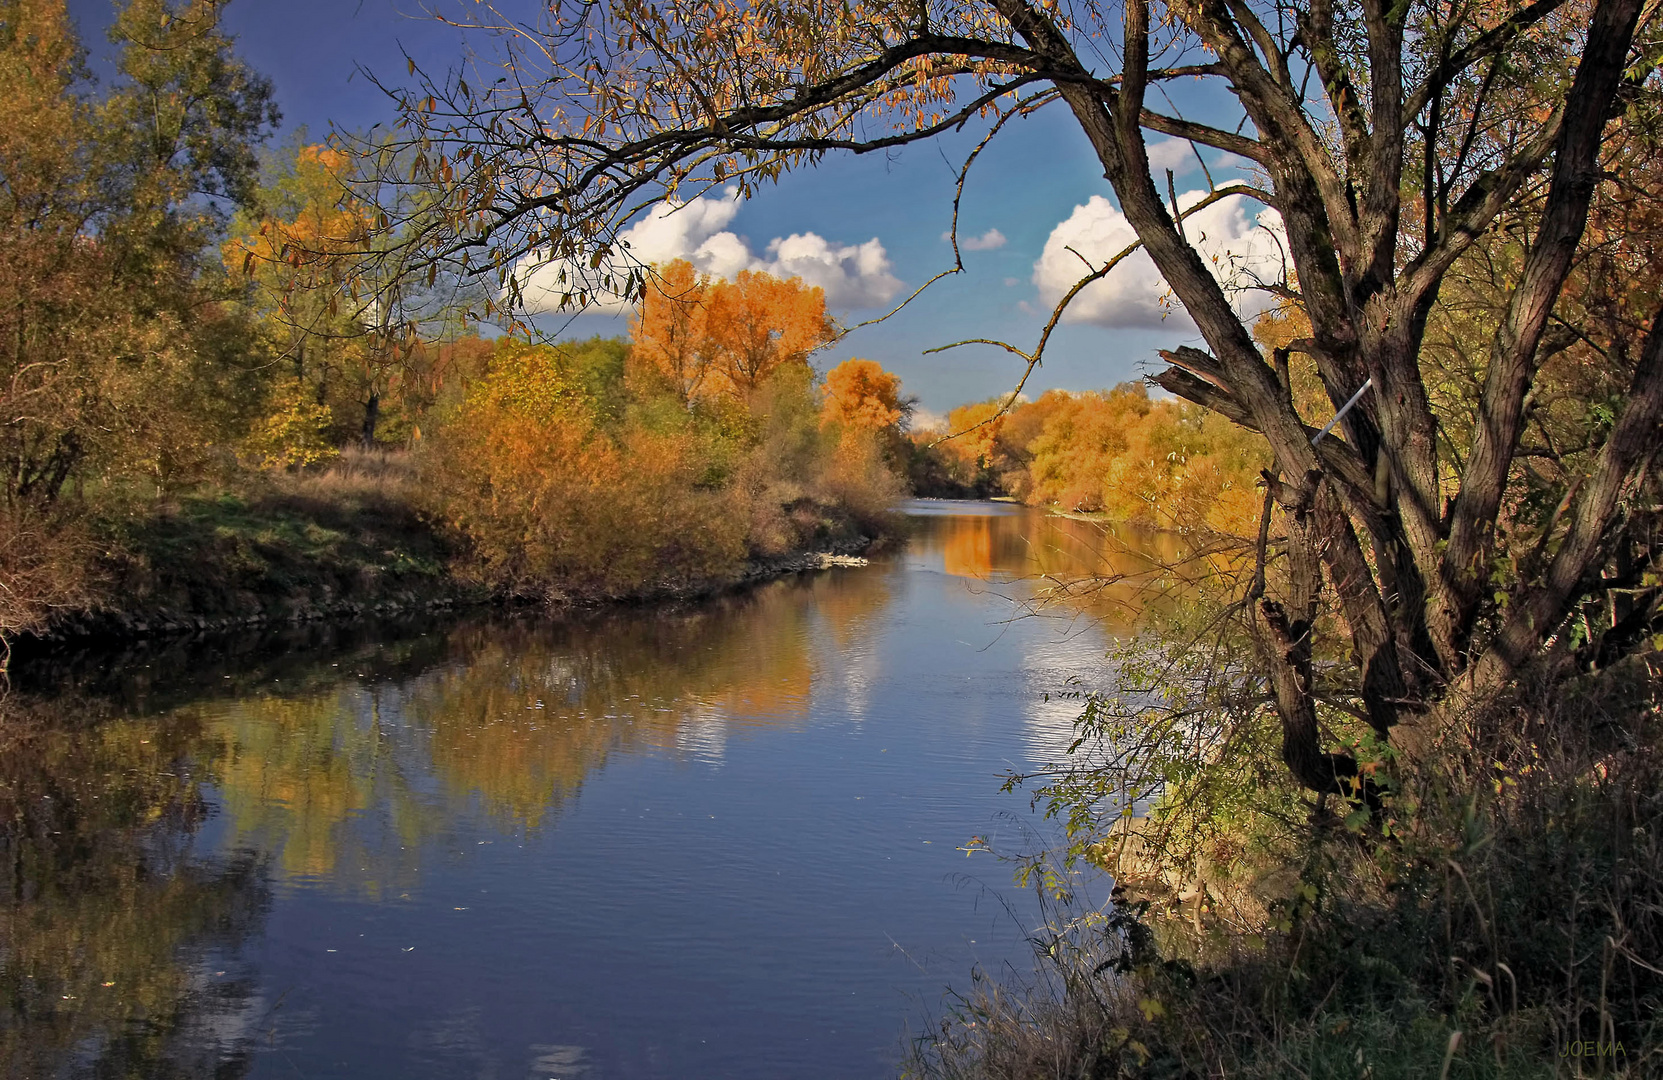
34 450 472 641
23 445 892 647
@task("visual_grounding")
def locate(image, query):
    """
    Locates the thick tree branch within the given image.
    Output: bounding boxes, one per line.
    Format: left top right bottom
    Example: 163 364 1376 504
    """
1471 291 1663 688
1433 0 1644 669
1298 0 1372 181
1134 107 1269 164
1185 0 1363 271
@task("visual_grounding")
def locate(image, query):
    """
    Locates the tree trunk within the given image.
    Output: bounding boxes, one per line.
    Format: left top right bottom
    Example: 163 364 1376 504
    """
361 392 380 449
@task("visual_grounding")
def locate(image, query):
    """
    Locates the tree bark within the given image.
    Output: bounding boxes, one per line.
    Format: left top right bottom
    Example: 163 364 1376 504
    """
1470 293 1663 690
1430 0 1644 669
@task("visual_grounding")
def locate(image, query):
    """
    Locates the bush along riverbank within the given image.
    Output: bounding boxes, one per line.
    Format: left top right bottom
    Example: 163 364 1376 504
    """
25 451 478 644
904 597 1663 1080
21 444 893 649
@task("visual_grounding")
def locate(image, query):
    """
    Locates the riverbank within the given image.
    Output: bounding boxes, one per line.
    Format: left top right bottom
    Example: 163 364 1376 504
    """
20 453 884 650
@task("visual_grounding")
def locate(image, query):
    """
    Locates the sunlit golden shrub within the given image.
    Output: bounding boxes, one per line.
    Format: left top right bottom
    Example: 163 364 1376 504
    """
922 384 1267 535
424 274 907 596
425 389 747 595
0 506 101 646
242 377 338 470
817 427 907 525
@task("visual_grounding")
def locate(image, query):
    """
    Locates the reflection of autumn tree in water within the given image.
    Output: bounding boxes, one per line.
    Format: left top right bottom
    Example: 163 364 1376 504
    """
199 688 436 895
0 623 471 1076
407 613 810 829
0 568 899 1068
805 565 892 653
137 570 897 874
0 706 269 1079
929 511 1201 633
410 574 890 828
941 516 996 581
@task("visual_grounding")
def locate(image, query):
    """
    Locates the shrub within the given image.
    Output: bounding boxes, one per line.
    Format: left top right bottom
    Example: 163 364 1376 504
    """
242 378 338 470
0 505 101 651
422 342 750 596
913 615 1663 1079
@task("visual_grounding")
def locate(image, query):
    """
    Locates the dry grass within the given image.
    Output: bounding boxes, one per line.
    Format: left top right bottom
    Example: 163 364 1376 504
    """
906 659 1663 1080
73 450 457 626
264 446 421 505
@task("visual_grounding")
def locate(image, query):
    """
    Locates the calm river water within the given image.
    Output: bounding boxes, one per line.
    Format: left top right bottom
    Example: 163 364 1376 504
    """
2 501 1176 1079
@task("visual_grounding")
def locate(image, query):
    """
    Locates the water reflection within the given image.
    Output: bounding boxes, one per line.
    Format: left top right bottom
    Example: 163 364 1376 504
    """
0 706 269 1079
196 569 894 883
3 572 894 1076
2 503 1147 1079
912 499 1189 632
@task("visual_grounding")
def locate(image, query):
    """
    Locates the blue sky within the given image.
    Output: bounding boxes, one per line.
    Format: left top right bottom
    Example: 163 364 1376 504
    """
67 0 1273 414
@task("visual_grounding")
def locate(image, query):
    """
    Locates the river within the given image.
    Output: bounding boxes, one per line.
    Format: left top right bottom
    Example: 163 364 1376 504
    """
1 501 1178 1079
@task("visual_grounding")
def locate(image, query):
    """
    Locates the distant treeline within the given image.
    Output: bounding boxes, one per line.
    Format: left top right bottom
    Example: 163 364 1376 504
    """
908 384 1269 535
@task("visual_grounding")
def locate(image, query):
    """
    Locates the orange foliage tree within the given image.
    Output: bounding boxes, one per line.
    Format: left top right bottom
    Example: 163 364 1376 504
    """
926 385 1268 534
224 145 370 281
630 259 835 404
943 400 1008 472
821 358 906 431
625 259 711 402
225 141 440 451
1026 386 1266 533
1023 386 1159 514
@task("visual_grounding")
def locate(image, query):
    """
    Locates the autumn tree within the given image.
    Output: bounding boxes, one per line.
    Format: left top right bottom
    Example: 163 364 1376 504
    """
224 141 371 463
705 269 837 395
629 259 836 406
0 0 276 639
626 259 712 402
227 136 483 452
822 358 908 431
0 0 276 504
945 400 1008 473
924 384 1267 529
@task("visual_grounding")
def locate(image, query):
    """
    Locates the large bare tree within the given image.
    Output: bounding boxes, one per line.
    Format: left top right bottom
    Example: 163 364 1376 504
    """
373 0 1663 795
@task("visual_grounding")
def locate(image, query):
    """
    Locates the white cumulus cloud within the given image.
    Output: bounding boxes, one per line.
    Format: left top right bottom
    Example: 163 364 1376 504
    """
1031 191 1285 330
1145 138 1202 178
515 188 903 314
763 232 904 309
944 227 1007 251
909 406 948 433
